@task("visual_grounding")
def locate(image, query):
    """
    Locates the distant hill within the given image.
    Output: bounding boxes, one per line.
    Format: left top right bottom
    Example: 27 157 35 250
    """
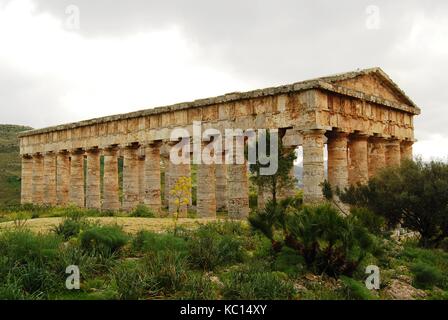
0 125 33 205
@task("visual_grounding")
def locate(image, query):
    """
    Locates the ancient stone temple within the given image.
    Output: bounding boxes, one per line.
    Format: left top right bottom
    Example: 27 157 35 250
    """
19 68 420 219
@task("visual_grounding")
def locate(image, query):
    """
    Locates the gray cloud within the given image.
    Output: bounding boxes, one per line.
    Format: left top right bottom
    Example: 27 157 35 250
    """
1 0 447 147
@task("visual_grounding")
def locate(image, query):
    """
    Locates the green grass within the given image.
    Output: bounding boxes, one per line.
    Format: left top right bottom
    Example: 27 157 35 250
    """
0 125 33 206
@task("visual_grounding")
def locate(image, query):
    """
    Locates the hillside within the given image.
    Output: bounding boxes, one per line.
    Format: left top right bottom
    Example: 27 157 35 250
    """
0 124 33 205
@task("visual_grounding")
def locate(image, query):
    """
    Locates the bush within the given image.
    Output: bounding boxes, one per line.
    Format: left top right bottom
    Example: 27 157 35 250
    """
188 225 245 271
80 225 129 256
143 251 188 294
130 204 155 218
222 269 296 300
272 247 306 277
52 216 87 240
178 273 219 300
410 262 443 289
349 207 386 235
113 260 157 300
340 276 376 300
131 231 188 255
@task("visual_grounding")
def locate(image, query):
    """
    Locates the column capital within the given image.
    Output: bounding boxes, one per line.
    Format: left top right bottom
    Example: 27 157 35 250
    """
70 148 85 155
300 129 327 136
349 132 370 141
86 146 101 154
326 130 350 140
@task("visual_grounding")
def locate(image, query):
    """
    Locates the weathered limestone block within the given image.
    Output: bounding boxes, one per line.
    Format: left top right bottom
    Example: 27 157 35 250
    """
138 154 145 203
348 134 369 185
21 155 33 204
400 141 413 160
86 149 101 210
197 143 216 218
56 151 70 206
368 137 386 178
227 139 249 219
144 142 162 212
32 154 44 204
69 150 85 207
103 147 120 211
43 152 57 206
386 139 401 166
302 130 326 203
123 146 140 212
327 132 349 190
215 162 228 211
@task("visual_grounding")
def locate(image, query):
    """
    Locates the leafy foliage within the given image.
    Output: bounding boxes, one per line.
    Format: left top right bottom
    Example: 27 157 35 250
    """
80 225 129 256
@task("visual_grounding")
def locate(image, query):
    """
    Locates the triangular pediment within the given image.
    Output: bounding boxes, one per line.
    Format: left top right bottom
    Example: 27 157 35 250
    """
317 68 419 111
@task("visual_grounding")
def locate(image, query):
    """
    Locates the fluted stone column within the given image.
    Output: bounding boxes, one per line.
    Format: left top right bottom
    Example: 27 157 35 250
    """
144 142 162 212
400 141 413 161
348 134 369 185
103 147 120 211
327 132 349 191
86 148 101 210
69 149 85 207
32 154 44 204
257 189 272 210
56 151 70 206
227 139 249 219
43 152 57 206
138 154 145 203
21 155 33 204
215 161 228 211
368 137 386 178
197 142 216 218
123 145 140 212
278 147 298 199
386 139 401 167
162 156 170 207
302 130 326 203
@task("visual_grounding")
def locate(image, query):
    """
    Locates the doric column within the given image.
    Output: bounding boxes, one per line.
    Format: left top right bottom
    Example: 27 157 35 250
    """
86 148 101 210
43 152 57 206
257 189 272 210
278 147 298 199
400 141 414 161
162 155 170 207
138 154 145 203
56 151 70 206
143 142 162 212
32 153 44 204
103 146 120 211
227 137 249 219
21 155 33 204
348 134 369 185
69 149 85 207
122 144 140 212
327 132 349 191
385 139 401 167
368 137 386 178
302 129 326 203
215 159 228 211
197 141 216 218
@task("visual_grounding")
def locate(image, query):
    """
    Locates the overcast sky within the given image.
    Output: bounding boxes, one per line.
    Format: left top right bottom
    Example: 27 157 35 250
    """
1 0 447 160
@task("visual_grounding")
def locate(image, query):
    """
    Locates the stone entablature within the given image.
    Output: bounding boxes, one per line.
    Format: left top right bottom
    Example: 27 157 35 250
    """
18 68 420 216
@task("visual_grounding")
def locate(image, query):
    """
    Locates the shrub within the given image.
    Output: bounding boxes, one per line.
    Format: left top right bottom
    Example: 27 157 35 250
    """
130 204 155 218
143 251 188 294
178 273 219 300
222 269 296 300
272 247 306 277
113 260 157 300
340 276 376 300
188 225 245 271
410 262 443 289
349 207 386 235
80 225 129 256
52 216 87 240
131 231 188 255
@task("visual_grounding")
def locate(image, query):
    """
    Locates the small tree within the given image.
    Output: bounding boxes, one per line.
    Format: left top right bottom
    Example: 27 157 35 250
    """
338 159 448 248
169 177 192 235
249 132 297 207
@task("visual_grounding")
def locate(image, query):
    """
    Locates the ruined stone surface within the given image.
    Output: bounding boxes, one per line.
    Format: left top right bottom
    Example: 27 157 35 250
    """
197 142 216 218
302 130 326 203
43 152 57 206
215 162 228 211
69 150 85 207
56 151 70 206
32 154 44 204
144 143 162 212
327 132 349 190
103 147 120 211
21 156 33 204
18 68 420 211
86 149 101 209
386 139 401 166
368 137 386 178
348 135 369 185
123 146 140 212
